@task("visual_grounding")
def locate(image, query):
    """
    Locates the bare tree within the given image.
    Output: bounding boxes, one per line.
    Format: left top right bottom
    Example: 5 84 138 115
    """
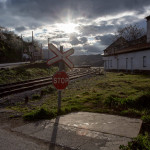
115 24 146 41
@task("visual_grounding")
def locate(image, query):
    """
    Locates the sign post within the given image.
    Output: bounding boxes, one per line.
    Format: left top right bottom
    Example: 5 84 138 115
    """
47 43 74 113
58 46 64 113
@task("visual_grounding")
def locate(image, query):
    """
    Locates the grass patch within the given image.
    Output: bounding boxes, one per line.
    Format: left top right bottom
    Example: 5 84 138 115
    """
41 86 56 95
142 115 150 123
119 133 150 150
121 109 141 117
23 107 57 121
7 72 150 125
0 62 58 84
32 94 41 100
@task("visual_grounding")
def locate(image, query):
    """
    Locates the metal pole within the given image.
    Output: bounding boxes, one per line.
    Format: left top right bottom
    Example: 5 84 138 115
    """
48 38 50 59
58 90 61 114
57 46 65 113
32 31 34 62
21 34 23 62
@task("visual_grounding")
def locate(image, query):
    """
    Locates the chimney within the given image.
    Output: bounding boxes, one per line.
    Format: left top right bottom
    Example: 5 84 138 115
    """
146 15 150 43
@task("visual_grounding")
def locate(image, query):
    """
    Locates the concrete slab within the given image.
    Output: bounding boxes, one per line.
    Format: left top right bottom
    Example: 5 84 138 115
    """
49 112 142 138
12 112 142 150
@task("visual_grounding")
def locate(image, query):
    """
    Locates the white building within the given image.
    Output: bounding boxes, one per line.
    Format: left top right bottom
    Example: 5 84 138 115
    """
103 16 150 73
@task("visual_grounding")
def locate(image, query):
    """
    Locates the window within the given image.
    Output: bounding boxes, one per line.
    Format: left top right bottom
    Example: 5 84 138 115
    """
110 60 112 67
117 59 119 70
131 57 133 72
143 56 146 67
126 58 128 69
105 60 107 68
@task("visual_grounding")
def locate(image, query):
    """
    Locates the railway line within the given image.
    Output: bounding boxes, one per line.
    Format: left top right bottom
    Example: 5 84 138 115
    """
0 68 98 98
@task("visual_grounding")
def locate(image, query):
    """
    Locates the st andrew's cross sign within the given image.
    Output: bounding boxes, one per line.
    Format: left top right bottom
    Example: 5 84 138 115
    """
47 43 74 69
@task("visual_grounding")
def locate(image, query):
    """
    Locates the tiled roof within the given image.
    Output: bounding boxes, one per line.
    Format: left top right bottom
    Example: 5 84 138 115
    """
103 35 149 56
104 42 150 56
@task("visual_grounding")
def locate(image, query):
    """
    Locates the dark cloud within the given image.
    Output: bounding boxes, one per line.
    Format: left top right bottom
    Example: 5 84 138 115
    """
15 26 27 32
0 2 4 9
73 44 105 55
1 0 150 30
69 34 88 45
83 45 101 53
5 0 150 23
95 34 115 45
80 37 88 43
79 24 115 36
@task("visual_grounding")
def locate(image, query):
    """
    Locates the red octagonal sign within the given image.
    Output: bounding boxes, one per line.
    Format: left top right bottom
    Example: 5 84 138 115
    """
52 71 69 90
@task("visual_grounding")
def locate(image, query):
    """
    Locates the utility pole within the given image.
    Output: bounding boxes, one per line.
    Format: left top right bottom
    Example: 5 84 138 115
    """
21 34 23 62
48 38 50 59
41 43 42 60
32 31 33 44
31 31 34 61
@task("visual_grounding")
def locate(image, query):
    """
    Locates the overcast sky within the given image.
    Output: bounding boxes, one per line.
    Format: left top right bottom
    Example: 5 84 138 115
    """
0 0 150 55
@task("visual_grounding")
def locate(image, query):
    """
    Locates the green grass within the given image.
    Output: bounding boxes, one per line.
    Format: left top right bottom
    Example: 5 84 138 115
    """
119 133 150 150
7 72 150 123
0 62 58 84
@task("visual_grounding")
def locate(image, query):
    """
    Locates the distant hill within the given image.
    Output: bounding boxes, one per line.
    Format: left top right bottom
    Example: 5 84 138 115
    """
70 54 103 67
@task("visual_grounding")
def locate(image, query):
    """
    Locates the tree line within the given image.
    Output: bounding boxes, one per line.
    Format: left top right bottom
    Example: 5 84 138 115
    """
0 26 41 63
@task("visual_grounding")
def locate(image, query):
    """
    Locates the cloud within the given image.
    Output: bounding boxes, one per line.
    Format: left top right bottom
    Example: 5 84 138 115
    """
1 0 150 55
80 37 88 43
73 43 105 55
15 26 27 32
5 0 150 23
69 34 88 45
95 34 115 45
79 24 115 36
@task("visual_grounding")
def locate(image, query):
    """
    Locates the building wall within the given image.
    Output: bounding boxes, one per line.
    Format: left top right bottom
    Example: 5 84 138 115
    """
103 49 150 72
147 19 150 43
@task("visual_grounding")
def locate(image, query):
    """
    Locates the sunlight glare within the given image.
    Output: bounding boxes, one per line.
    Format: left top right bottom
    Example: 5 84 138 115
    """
56 23 78 34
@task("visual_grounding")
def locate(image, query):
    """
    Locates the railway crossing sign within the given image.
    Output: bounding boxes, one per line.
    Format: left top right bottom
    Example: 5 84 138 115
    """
47 43 74 68
52 71 69 90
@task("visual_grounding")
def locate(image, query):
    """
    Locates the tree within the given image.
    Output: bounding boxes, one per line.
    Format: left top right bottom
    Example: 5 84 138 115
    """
115 24 146 41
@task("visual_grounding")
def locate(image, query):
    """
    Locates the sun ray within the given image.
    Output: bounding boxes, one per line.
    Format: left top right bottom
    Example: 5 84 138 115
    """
56 23 79 34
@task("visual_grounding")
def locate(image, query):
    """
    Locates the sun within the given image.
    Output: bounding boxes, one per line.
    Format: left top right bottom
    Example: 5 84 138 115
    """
56 23 78 34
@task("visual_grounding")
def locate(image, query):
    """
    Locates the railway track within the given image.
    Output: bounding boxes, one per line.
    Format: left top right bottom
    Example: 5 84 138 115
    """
0 69 96 98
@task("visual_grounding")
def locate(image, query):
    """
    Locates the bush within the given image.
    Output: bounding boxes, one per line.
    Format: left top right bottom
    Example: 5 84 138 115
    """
104 96 133 110
134 93 150 110
119 133 150 150
142 115 150 123
104 93 150 111
121 109 141 117
23 108 57 121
